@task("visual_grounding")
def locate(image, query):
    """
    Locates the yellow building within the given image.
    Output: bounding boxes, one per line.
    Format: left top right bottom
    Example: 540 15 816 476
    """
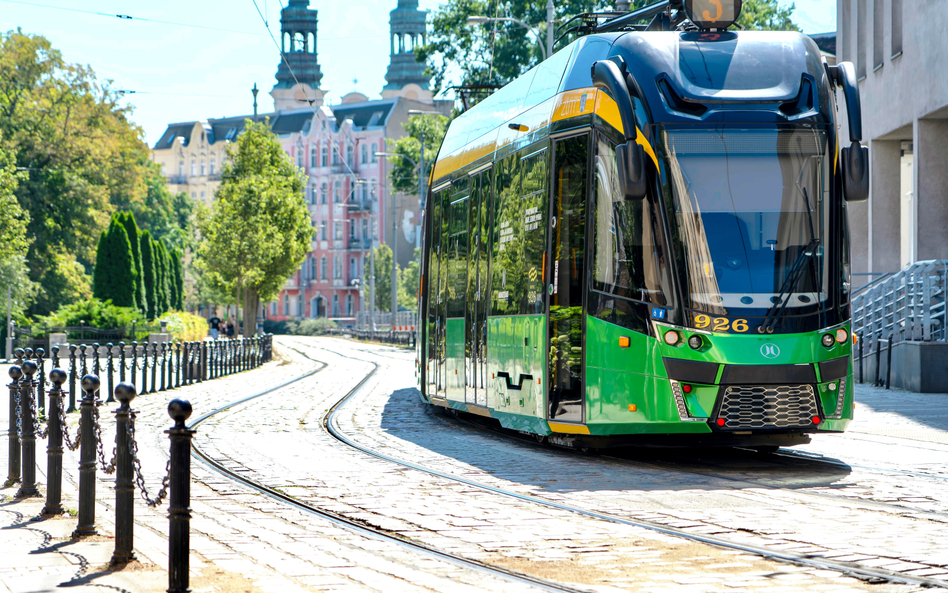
150 120 234 206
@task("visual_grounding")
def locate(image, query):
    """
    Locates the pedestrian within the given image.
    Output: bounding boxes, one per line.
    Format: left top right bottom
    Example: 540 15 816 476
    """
226 319 235 340
208 315 221 340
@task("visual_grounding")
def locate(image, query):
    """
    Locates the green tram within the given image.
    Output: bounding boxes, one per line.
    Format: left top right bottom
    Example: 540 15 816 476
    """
417 0 870 450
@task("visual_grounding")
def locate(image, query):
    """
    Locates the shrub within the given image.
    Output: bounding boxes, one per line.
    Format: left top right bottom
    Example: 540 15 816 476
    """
286 317 337 336
159 310 209 342
262 319 288 335
37 298 147 337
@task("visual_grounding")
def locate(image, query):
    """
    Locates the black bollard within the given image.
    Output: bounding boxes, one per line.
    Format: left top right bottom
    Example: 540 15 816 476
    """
886 334 893 390
874 338 882 387
199 341 207 383
118 341 127 383
92 343 100 377
111 382 137 565
79 344 88 377
67 345 78 412
167 342 174 390
858 333 864 383
7 366 22 484
106 344 116 403
167 399 194 593
36 348 46 415
51 345 60 369
73 374 100 537
159 343 167 392
15 360 39 498
175 342 182 388
150 342 158 394
42 369 67 516
131 342 138 388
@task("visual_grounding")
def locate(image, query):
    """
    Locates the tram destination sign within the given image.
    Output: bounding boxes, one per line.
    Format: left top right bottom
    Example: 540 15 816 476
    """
683 0 743 30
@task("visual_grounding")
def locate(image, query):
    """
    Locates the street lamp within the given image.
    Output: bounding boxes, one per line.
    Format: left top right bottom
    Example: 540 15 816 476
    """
466 0 554 60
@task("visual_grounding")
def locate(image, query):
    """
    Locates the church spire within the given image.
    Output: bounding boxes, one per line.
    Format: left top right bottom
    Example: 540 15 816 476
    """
271 0 326 110
382 0 432 103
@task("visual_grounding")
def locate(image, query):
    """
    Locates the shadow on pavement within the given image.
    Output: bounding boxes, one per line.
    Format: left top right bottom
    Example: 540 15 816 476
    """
378 386 852 494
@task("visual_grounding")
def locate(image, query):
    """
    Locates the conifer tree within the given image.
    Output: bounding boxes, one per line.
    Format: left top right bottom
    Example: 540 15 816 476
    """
92 217 136 307
155 240 170 315
172 250 185 309
167 247 180 311
119 211 146 314
140 230 157 319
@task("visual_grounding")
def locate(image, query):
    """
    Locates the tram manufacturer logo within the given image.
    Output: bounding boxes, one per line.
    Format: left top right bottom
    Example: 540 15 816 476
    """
760 343 781 359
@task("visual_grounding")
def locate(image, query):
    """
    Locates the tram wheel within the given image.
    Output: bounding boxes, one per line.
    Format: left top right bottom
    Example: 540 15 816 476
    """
535 434 547 444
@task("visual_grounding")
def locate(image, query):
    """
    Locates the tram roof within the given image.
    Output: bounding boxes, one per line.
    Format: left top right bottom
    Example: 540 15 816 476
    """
434 30 827 182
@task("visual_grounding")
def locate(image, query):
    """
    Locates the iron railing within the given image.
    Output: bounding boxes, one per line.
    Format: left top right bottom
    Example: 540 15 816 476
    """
851 259 948 355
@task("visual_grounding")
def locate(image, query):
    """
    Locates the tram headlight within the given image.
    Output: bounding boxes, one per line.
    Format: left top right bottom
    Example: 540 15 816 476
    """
688 335 703 350
835 328 849 344
821 334 835 348
664 330 681 346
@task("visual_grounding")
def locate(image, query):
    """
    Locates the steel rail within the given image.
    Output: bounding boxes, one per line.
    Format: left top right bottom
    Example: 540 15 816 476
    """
322 343 948 590
187 343 592 593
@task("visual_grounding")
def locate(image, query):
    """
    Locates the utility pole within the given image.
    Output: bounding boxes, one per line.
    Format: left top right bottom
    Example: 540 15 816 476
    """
391 191 398 320
546 0 555 58
5 286 11 361
416 130 425 254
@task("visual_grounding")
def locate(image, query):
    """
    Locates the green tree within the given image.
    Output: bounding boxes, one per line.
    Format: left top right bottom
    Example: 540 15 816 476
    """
0 30 154 315
388 115 449 195
0 138 35 314
92 216 136 308
139 230 157 319
196 119 313 337
153 239 169 315
419 0 629 92
399 248 422 310
170 249 184 310
371 244 395 312
117 211 146 313
738 0 800 31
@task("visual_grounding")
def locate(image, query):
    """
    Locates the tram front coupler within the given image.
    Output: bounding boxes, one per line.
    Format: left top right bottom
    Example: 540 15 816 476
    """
591 57 648 199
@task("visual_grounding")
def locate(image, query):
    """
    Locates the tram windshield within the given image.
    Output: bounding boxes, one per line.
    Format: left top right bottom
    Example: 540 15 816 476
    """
664 126 829 316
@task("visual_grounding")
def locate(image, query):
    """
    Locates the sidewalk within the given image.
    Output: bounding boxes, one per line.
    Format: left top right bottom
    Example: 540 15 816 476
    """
0 345 304 593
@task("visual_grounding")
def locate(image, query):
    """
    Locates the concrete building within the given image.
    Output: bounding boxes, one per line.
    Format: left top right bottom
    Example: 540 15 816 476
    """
151 0 449 325
837 0 948 391
836 0 948 275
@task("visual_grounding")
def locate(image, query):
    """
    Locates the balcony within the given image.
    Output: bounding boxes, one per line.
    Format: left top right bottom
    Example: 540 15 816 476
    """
347 199 373 213
348 237 366 250
166 175 188 185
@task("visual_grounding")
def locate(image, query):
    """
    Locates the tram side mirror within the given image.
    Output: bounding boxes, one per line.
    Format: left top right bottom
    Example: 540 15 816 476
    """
841 141 869 202
617 141 647 200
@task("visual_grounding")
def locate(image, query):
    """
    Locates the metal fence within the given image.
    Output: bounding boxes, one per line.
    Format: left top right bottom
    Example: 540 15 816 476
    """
11 322 164 351
354 310 417 332
851 259 948 355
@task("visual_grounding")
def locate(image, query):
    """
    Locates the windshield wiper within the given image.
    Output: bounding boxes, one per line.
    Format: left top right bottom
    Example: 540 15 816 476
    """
759 238 821 334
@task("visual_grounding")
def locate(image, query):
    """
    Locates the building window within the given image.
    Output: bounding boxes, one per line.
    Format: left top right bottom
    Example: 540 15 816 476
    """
190 160 196 177
334 180 342 202
321 146 328 167
310 146 317 168
350 257 357 279
320 183 328 204
200 191 205 200
361 145 368 164
310 257 317 278
270 302 277 315
320 221 327 241
346 144 354 166
178 161 184 176
310 187 317 205
210 159 216 175
332 295 339 317
334 256 342 278
346 294 353 316
362 218 368 240
200 159 206 175
296 148 303 167
892 0 903 58
332 144 340 165
191 192 196 199
856 0 866 79
334 221 342 241
371 143 378 163
297 294 304 317
283 293 289 315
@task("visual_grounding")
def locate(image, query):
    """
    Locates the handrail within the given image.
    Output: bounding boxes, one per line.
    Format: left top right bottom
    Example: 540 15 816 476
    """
852 272 896 296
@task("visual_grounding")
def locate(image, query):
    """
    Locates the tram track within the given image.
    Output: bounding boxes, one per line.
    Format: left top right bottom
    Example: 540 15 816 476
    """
187 341 593 593
188 337 947 590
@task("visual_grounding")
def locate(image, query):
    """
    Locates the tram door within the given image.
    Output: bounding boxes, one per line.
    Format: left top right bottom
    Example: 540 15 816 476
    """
428 186 448 399
465 168 491 406
546 134 589 423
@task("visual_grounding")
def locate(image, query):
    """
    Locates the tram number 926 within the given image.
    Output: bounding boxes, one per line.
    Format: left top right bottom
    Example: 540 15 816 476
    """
692 315 749 333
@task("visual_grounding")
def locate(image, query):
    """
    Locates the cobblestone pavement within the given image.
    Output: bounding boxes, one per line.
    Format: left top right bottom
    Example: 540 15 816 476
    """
0 337 942 592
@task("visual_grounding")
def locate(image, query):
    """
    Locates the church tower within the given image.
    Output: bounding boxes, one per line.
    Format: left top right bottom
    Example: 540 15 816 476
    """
271 0 327 110
382 0 432 103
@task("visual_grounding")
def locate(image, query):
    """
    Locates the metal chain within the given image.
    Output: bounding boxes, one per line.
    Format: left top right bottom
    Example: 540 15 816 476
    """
91 401 117 474
126 414 170 507
58 394 80 451
26 380 48 439
13 385 22 439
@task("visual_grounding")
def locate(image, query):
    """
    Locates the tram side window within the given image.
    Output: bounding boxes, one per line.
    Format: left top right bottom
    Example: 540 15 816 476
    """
591 135 671 307
490 152 522 316
447 192 470 319
519 147 549 314
427 188 446 357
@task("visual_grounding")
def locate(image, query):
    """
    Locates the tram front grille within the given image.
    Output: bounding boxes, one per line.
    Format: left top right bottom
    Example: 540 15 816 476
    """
716 384 819 429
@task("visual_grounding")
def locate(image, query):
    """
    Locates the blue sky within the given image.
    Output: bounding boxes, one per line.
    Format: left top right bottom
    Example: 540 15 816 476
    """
0 0 836 146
